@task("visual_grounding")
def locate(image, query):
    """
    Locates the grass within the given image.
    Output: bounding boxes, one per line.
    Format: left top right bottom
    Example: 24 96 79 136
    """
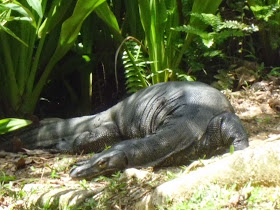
159 183 280 209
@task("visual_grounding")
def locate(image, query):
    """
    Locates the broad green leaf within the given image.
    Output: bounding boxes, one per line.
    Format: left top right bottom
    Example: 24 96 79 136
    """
26 0 43 18
95 2 120 33
29 0 108 112
192 0 223 14
0 2 34 20
0 172 16 182
38 0 74 37
0 3 29 17
0 2 36 27
138 0 151 35
138 0 169 83
0 118 32 134
123 0 144 38
54 0 106 60
60 0 106 46
0 24 28 46
155 0 167 31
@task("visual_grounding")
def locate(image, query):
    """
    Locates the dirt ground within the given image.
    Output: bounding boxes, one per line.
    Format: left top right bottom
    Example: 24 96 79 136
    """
227 80 280 141
0 80 279 209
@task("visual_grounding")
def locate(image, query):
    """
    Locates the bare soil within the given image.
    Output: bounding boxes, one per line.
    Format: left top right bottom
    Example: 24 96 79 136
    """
227 80 280 141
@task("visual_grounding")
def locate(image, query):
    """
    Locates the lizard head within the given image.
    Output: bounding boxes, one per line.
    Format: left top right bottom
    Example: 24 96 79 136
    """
220 113 249 152
70 149 128 179
208 112 249 156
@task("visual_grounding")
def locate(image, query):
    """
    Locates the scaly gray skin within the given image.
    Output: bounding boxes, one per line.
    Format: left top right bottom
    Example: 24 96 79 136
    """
0 82 249 179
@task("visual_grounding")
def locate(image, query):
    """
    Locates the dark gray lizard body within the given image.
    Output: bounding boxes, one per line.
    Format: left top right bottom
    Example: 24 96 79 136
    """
0 81 249 179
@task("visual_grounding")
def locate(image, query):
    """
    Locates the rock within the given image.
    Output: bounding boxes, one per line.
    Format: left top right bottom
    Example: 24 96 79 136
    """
150 140 280 207
228 192 240 207
22 183 104 209
135 194 153 210
120 168 151 182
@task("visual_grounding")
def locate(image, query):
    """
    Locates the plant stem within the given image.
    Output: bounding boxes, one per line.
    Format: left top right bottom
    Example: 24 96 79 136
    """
21 54 58 114
0 32 19 112
173 34 193 69
27 33 46 94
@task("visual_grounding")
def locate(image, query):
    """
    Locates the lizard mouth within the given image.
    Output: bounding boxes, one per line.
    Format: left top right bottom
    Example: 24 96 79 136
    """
69 164 120 179
70 166 118 180
69 150 128 179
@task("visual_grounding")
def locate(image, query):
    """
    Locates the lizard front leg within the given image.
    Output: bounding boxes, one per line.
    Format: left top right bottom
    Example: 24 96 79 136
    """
56 122 122 154
70 120 195 179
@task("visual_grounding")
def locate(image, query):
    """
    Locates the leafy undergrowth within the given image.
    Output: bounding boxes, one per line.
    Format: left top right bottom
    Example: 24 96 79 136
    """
0 80 280 209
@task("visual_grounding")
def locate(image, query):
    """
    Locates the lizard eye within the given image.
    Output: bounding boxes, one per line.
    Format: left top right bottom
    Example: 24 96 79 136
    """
98 159 108 169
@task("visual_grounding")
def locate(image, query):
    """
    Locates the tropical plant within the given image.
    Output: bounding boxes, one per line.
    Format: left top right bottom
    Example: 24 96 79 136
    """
120 38 150 93
175 13 258 48
173 11 259 76
0 0 120 117
0 118 31 134
247 0 280 66
0 1 29 46
118 0 224 92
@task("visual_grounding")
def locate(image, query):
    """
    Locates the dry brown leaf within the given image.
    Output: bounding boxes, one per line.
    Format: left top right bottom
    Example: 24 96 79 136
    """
14 157 26 169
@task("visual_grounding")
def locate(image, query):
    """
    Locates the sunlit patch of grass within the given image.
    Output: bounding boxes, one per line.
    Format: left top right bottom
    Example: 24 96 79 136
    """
158 182 280 210
0 179 29 209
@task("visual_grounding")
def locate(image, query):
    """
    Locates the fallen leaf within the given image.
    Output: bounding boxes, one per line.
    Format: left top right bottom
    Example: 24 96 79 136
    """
14 157 26 169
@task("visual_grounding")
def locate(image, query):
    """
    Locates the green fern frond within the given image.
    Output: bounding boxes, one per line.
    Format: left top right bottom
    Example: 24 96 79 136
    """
219 20 258 32
191 12 258 33
175 71 196 81
174 12 258 48
175 25 206 36
191 13 222 31
214 30 245 44
175 25 214 46
250 4 280 21
213 69 234 90
122 40 149 93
